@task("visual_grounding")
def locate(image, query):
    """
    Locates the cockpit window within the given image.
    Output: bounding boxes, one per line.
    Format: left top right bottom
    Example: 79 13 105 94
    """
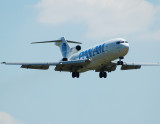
116 41 128 44
116 41 120 44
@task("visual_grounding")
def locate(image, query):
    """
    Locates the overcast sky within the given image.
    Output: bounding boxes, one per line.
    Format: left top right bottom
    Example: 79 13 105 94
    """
0 0 160 124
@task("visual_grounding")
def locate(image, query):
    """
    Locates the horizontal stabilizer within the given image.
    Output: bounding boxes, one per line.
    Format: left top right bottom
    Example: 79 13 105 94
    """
31 39 82 44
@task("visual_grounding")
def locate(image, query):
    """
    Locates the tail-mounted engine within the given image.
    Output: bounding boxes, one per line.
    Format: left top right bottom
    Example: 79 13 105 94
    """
70 45 81 54
61 45 81 61
75 45 81 51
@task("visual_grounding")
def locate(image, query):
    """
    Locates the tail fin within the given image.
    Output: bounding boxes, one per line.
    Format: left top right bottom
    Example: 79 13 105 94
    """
31 37 82 59
55 37 70 58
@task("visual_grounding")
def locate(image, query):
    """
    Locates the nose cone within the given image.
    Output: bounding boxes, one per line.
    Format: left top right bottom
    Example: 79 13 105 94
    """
124 43 129 50
122 43 129 56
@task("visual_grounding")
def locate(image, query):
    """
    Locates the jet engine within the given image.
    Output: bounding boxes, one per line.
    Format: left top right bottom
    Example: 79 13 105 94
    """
75 45 81 51
61 45 81 61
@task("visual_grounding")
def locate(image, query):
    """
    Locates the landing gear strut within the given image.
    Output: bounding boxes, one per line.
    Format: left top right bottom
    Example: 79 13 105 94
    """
72 72 80 78
99 72 107 78
117 57 124 65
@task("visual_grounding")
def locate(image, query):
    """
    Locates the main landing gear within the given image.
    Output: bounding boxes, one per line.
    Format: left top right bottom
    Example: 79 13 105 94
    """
72 72 80 78
72 72 108 78
99 72 107 78
117 57 124 65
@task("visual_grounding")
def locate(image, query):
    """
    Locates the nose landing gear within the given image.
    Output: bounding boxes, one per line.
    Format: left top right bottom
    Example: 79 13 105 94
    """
117 57 124 65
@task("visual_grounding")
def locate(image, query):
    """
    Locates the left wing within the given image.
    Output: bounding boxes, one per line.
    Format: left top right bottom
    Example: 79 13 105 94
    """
2 62 59 70
2 59 91 70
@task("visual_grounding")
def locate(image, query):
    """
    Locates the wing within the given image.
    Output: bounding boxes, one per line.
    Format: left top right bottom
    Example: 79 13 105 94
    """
95 62 160 72
2 62 58 70
2 59 91 71
95 62 117 72
121 62 160 70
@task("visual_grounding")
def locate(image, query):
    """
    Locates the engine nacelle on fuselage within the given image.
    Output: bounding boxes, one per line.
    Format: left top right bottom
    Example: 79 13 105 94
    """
61 45 81 61
70 45 81 55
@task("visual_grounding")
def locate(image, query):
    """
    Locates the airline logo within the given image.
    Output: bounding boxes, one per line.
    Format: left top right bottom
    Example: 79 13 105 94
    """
62 43 67 57
79 43 105 59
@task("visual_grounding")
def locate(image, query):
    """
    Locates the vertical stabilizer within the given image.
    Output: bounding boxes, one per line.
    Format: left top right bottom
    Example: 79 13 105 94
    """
31 37 82 60
55 37 70 58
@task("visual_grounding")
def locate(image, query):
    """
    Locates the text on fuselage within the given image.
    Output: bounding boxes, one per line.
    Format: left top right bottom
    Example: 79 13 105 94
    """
79 43 105 59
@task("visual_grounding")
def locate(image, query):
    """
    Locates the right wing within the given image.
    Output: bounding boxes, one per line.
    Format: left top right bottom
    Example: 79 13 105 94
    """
95 62 160 72
121 62 160 70
2 59 91 71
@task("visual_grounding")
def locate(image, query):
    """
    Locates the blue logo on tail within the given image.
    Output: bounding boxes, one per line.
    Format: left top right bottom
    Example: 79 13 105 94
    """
62 43 67 57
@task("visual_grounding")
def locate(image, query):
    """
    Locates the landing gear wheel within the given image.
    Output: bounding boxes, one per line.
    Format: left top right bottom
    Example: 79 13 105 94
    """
121 61 123 65
103 72 107 78
117 57 124 65
99 72 107 78
99 72 103 78
72 72 76 78
72 72 80 78
117 61 123 65
117 61 120 65
76 72 79 78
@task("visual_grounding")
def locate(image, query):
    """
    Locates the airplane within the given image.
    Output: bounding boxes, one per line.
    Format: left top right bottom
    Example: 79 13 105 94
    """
2 37 160 78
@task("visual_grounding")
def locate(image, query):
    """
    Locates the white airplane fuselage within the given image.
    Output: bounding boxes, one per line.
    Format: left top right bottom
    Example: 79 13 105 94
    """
3 37 159 78
69 38 129 72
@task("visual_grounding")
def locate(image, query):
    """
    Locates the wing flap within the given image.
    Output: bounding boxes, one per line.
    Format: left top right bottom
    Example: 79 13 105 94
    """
95 62 117 72
121 64 141 70
120 62 160 70
21 65 49 70
55 59 91 72
124 62 160 66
